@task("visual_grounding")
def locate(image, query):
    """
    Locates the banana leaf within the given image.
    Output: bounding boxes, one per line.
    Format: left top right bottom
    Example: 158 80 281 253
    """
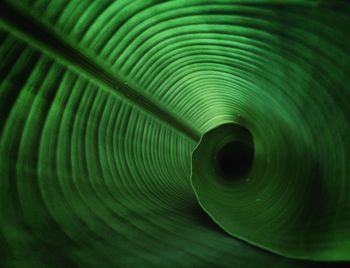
0 0 349 267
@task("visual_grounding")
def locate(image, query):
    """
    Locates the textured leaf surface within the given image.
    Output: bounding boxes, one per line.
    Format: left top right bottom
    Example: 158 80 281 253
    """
0 0 349 267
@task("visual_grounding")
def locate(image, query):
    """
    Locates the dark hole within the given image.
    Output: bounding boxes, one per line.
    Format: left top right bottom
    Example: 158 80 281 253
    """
216 140 254 180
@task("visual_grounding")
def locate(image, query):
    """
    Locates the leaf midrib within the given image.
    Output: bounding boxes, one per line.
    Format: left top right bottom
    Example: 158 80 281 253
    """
0 1 201 142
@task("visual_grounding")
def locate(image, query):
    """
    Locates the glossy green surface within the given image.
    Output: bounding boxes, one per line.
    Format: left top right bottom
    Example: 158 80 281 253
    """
0 0 349 267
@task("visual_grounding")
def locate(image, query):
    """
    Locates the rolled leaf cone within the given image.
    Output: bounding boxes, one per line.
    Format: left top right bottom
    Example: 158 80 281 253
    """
0 0 349 267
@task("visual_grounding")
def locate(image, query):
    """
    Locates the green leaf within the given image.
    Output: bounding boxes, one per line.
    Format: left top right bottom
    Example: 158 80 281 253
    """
0 0 349 267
